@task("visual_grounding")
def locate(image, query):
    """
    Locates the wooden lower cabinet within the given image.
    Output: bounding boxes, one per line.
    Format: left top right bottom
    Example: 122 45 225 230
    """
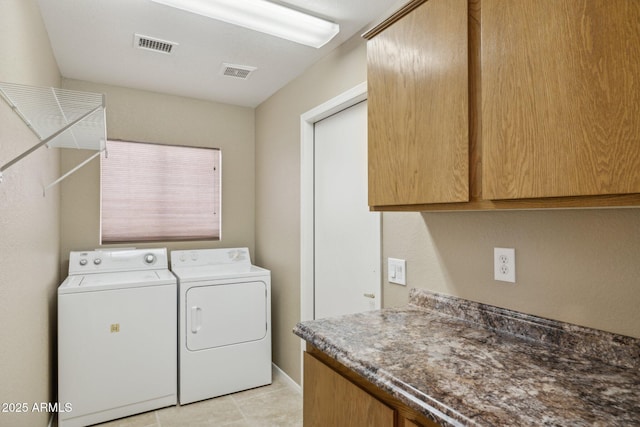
303 348 440 427
304 352 394 427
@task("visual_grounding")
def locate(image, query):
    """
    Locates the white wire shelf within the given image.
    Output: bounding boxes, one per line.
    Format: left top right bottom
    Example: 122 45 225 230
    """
0 82 107 193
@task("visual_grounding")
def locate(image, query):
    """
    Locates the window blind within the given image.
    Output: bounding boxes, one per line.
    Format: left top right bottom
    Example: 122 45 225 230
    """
100 140 221 243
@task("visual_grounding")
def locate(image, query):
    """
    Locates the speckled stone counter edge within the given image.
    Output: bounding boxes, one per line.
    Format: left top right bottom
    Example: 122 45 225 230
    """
294 321 472 427
294 289 640 427
408 288 640 370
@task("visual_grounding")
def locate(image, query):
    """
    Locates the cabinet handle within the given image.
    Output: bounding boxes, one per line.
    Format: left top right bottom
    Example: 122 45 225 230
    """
363 293 376 299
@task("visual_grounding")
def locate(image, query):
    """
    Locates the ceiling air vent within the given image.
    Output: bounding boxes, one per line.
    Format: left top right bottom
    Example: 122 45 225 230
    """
133 34 178 54
221 63 257 80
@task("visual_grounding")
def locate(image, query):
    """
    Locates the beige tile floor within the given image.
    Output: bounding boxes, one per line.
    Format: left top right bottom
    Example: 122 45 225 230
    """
94 368 302 427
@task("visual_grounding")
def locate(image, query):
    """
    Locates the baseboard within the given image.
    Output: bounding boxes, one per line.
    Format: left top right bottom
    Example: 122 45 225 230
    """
272 363 302 394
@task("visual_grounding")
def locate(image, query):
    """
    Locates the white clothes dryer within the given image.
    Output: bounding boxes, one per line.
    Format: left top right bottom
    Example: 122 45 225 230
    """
58 248 177 427
171 248 271 405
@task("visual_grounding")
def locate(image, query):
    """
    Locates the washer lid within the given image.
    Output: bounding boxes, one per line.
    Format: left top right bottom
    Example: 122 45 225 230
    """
171 264 269 283
58 269 176 294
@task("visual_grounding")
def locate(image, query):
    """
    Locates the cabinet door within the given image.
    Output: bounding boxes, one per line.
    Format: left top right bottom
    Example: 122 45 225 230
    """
303 352 394 427
482 0 640 200
367 0 469 207
402 419 422 427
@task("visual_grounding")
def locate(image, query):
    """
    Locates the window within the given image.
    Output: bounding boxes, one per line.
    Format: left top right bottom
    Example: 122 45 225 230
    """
100 140 221 243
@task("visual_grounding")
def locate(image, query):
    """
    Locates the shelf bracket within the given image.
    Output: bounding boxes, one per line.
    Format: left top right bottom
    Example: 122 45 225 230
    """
42 149 104 196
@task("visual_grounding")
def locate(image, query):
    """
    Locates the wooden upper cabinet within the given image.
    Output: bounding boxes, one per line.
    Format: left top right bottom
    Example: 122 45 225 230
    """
366 0 469 207
482 0 640 200
366 0 640 210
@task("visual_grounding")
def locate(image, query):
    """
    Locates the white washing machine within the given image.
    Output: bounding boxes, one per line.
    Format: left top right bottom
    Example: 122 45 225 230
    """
58 248 177 427
170 247 271 405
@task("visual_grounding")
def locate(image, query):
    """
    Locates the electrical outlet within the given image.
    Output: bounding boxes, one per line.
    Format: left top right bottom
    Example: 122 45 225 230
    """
494 248 516 283
388 258 406 286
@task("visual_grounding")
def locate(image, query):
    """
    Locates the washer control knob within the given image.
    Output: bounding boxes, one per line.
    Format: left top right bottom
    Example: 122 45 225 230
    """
144 254 156 264
79 259 88 266
93 258 102 265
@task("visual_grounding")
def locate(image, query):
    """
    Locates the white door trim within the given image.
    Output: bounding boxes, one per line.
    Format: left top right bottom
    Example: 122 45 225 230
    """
299 82 368 380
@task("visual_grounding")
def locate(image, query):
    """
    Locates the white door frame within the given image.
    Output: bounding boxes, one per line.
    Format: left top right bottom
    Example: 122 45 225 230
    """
299 82 369 379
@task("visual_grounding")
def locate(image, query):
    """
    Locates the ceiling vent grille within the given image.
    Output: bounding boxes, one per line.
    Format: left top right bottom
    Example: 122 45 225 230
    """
221 63 257 80
133 34 178 54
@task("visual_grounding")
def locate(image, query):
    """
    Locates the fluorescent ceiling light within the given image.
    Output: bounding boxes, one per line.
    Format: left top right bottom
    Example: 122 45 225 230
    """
150 0 340 48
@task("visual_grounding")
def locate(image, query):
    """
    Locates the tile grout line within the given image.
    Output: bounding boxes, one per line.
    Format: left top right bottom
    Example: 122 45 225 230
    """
228 393 251 426
230 381 303 427
93 379 301 426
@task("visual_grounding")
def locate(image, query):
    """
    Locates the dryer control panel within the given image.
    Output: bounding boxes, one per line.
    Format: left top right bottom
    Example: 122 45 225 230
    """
171 247 251 269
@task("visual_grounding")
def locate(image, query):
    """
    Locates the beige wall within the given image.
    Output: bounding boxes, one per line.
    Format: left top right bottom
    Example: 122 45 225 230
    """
59 79 256 274
0 1 61 426
255 36 368 384
383 210 640 339
255 30 640 386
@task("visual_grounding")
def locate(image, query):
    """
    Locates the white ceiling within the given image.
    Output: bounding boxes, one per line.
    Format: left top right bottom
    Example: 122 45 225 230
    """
36 0 402 107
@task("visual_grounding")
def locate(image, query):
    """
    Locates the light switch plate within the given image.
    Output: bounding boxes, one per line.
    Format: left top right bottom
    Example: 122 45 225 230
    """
388 258 406 285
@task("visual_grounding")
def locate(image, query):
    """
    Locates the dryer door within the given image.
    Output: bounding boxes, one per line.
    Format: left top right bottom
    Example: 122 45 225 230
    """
186 280 267 351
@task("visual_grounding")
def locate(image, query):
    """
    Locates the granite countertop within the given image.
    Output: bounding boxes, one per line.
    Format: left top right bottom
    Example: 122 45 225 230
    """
293 289 640 427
